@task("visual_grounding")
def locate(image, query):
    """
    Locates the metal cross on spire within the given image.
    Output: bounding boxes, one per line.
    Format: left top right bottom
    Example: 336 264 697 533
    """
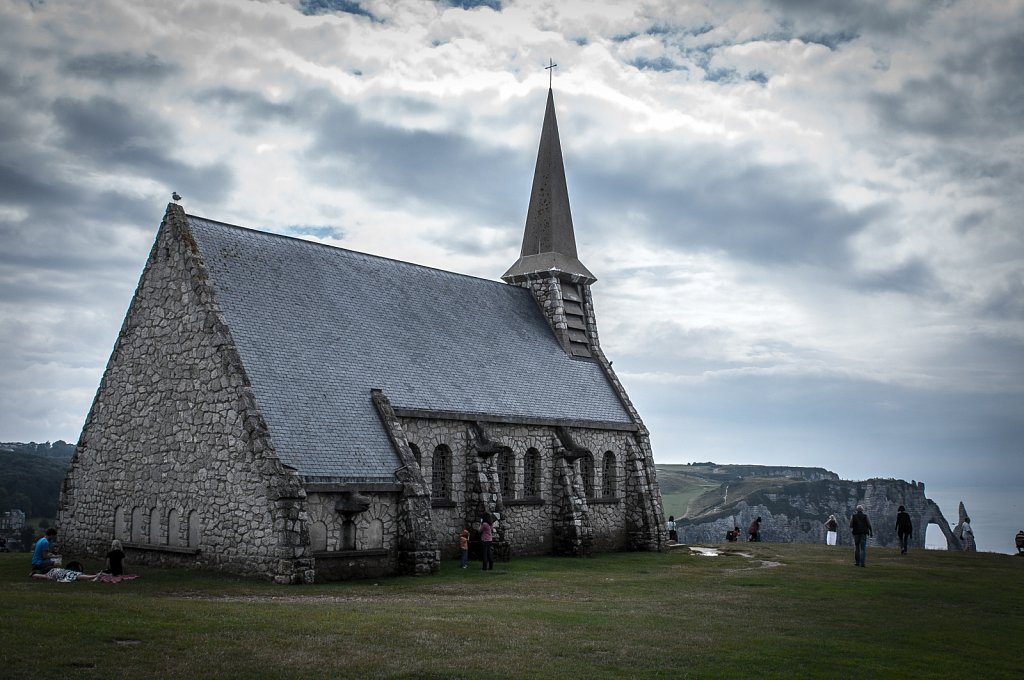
545 58 557 88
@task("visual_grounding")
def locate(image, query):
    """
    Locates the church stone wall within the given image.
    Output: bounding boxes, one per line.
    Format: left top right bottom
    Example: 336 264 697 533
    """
305 491 399 580
399 417 633 560
59 208 313 584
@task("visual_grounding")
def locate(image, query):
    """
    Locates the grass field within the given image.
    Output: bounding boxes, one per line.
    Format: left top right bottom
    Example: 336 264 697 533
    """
2 545 1020 679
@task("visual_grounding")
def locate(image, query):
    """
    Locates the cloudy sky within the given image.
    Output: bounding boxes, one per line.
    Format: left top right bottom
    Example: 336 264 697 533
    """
1 0 1021 498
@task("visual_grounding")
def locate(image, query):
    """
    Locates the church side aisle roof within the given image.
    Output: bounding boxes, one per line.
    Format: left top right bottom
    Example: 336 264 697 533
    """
186 215 633 482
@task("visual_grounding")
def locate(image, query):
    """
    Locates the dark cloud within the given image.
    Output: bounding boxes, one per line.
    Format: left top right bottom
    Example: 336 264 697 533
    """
573 139 884 268
981 273 1024 321
193 87 298 129
299 90 528 228
871 31 1024 140
852 258 941 296
61 51 178 82
51 95 233 203
765 0 936 34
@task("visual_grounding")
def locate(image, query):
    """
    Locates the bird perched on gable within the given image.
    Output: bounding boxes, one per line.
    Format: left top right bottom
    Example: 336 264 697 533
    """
172 191 182 202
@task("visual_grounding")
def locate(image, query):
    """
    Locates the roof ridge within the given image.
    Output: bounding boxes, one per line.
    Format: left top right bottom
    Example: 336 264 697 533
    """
185 214 515 290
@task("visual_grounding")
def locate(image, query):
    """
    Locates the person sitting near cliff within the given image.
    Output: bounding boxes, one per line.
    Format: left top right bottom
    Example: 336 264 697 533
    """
1016 530 1024 554
726 526 741 542
748 517 762 542
30 527 61 574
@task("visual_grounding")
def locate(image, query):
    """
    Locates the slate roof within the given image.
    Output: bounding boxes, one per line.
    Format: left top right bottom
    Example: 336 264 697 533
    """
186 215 634 483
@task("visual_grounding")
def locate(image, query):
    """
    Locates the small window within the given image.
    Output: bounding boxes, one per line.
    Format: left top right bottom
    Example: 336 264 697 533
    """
432 445 452 499
310 521 328 552
409 442 422 467
602 451 617 498
524 448 541 497
498 451 515 498
187 510 201 547
114 505 126 541
365 519 384 549
167 509 181 546
149 507 161 544
580 453 594 499
131 507 145 543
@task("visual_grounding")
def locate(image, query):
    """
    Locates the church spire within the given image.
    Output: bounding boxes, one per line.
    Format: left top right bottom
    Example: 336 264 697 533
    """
502 88 596 284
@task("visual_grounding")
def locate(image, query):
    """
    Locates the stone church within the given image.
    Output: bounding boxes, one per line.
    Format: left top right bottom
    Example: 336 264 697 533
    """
58 88 667 582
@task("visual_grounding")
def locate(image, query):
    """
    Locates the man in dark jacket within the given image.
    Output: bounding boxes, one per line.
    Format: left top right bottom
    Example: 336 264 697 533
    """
850 505 872 567
895 505 913 555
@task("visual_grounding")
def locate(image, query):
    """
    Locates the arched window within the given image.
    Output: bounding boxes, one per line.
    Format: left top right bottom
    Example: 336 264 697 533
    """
310 521 328 552
187 511 201 548
524 448 541 497
580 453 594 498
498 450 514 498
131 507 145 543
167 509 181 546
409 442 422 467
114 505 126 541
432 445 451 499
149 507 161 544
602 451 617 498
365 519 384 549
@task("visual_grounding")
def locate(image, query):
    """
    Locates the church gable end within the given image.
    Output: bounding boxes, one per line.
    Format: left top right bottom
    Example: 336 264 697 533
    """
59 203 312 584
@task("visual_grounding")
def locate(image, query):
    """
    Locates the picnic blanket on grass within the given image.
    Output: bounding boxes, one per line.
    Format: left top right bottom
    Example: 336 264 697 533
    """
96 574 139 583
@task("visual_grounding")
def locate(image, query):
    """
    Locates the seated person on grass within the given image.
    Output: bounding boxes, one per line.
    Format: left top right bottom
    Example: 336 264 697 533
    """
30 527 61 573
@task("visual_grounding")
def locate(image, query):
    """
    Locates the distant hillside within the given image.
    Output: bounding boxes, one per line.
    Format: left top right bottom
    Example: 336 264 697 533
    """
657 462 838 520
0 443 73 519
655 462 957 550
0 440 75 459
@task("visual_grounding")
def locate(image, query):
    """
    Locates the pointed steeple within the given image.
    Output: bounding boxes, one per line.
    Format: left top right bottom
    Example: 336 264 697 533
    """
502 88 596 284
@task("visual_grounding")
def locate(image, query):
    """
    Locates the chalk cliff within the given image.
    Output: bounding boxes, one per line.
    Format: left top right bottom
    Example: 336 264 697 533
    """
673 472 962 550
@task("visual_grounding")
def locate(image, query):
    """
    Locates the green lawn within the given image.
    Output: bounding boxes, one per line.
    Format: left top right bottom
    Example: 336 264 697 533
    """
2 545 1020 679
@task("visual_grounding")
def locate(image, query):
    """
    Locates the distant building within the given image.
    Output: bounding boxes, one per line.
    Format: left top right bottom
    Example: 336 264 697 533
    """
1 509 26 532
59 88 667 582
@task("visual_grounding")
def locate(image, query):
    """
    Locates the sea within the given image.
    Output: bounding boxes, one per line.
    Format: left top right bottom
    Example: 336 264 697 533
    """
921 484 1021 555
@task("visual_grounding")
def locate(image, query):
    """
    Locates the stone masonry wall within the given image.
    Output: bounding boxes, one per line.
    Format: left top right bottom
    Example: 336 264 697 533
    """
59 205 313 583
511 276 667 553
399 417 633 559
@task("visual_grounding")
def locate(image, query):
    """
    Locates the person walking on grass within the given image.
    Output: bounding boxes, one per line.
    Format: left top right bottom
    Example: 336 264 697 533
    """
748 517 762 542
895 505 913 555
825 515 839 546
850 505 872 567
